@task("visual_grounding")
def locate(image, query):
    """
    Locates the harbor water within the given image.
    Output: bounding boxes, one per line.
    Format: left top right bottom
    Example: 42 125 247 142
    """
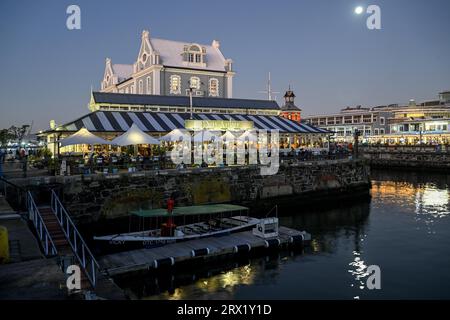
115 170 450 300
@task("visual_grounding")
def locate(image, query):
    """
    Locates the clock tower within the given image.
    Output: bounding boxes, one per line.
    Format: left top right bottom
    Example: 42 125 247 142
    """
280 88 302 122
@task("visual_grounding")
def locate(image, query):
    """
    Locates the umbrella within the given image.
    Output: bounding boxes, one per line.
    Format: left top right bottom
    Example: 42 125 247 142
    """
237 130 257 142
193 130 222 143
221 131 237 142
160 129 191 142
111 123 159 146
59 128 110 147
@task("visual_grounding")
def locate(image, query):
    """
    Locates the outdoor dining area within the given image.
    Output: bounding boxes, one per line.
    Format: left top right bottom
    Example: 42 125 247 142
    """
54 125 291 176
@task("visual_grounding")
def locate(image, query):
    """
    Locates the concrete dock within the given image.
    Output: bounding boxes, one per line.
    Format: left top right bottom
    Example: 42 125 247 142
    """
0 195 67 299
99 226 307 277
0 194 126 300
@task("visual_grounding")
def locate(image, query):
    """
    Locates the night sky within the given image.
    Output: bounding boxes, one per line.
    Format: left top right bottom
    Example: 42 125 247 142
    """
0 0 449 131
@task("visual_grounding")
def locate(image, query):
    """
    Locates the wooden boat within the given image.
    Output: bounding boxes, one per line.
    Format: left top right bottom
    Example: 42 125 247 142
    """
93 204 259 250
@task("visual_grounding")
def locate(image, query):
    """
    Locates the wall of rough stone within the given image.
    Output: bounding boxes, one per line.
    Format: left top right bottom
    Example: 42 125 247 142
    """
8 159 370 224
362 150 450 169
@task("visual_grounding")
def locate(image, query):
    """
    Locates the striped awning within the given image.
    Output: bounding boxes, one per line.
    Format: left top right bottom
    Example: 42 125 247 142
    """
56 111 330 134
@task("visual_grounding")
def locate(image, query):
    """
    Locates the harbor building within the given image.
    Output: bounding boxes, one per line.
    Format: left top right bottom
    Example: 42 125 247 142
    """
100 30 234 99
372 92 450 144
303 106 392 143
304 90 450 145
42 92 329 156
40 29 330 155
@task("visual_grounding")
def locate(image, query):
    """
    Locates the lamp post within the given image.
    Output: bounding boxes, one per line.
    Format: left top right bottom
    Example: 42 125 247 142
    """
353 129 361 159
189 87 193 120
188 79 195 120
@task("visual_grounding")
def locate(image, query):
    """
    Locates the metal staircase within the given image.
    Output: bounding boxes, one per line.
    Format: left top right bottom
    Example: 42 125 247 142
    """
26 190 100 289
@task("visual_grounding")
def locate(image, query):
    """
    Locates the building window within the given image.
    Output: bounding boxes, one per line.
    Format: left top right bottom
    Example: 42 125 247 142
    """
380 129 385 135
130 85 135 94
146 77 151 94
185 45 204 64
374 129 379 135
209 78 219 97
139 80 143 94
380 117 385 125
189 77 200 90
170 75 181 94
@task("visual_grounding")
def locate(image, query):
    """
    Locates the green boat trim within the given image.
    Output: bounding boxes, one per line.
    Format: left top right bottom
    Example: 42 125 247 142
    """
130 204 249 218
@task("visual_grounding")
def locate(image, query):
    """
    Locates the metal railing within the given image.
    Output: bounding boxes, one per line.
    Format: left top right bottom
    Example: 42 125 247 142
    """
26 191 58 256
50 190 100 288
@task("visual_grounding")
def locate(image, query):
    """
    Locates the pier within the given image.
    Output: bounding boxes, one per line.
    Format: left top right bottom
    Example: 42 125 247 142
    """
99 226 308 277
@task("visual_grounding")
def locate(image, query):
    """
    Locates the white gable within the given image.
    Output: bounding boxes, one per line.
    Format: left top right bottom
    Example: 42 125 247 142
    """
112 64 133 82
150 38 227 72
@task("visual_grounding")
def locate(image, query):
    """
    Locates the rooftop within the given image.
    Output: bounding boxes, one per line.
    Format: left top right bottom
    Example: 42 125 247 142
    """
92 92 280 110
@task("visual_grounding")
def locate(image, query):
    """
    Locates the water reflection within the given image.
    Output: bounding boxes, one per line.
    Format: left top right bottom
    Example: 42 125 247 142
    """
372 174 450 235
116 200 372 300
115 170 450 299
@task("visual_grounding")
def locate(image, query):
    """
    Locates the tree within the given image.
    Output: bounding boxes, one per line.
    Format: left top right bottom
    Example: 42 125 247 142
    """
8 125 30 144
0 129 14 147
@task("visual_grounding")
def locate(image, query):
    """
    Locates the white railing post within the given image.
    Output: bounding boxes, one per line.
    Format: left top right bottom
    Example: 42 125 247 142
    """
74 228 77 253
92 261 95 286
83 245 86 266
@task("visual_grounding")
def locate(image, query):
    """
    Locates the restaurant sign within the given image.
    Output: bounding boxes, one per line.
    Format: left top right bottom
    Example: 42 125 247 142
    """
185 119 254 131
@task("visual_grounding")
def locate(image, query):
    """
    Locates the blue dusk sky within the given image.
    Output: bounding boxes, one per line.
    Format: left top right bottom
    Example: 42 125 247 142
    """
0 0 449 131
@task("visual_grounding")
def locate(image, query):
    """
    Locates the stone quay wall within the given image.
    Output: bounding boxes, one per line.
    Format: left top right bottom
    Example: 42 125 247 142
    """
7 159 370 224
361 147 450 170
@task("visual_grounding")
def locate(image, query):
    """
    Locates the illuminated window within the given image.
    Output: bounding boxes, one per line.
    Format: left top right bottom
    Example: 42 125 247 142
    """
209 78 219 97
170 75 181 94
190 77 200 90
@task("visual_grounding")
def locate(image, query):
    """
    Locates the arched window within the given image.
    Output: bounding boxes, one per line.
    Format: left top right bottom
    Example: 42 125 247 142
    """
185 45 204 64
189 77 200 90
139 80 143 94
146 76 151 94
170 75 181 94
209 78 219 97
130 85 134 94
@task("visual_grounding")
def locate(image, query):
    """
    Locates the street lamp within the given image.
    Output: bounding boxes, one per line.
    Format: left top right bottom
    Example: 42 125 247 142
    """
188 80 196 120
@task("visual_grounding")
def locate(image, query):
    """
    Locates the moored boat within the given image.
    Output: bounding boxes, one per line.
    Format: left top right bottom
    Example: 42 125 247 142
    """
93 204 259 251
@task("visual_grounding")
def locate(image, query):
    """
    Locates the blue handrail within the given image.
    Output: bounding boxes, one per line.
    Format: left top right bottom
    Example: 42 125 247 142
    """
50 190 100 288
26 191 58 256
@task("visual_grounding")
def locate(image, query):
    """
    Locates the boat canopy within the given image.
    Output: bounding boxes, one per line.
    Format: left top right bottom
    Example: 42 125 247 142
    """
130 204 249 218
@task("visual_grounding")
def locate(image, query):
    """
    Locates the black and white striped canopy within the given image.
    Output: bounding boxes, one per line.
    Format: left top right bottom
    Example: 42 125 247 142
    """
59 111 329 134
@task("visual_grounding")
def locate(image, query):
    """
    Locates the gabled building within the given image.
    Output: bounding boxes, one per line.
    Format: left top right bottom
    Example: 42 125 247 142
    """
100 30 235 99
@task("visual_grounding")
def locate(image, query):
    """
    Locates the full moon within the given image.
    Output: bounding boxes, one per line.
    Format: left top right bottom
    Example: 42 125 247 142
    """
354 6 364 14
